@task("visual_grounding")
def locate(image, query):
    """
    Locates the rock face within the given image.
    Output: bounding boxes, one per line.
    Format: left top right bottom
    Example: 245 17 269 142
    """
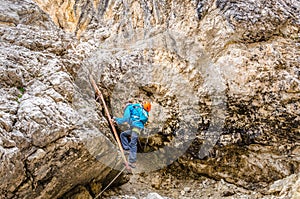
1 0 299 198
0 0 124 198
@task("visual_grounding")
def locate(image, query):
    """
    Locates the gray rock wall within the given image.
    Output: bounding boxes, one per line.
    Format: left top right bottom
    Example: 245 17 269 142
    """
1 0 299 198
72 0 299 190
0 0 124 198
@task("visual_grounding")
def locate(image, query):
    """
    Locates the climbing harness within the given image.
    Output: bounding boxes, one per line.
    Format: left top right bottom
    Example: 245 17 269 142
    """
94 166 126 199
89 75 131 171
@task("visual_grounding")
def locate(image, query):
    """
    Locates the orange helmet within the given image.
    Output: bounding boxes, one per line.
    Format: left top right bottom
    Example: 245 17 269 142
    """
143 101 151 112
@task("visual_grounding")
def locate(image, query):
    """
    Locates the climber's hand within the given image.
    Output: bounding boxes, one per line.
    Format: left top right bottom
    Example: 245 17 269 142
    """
111 117 117 125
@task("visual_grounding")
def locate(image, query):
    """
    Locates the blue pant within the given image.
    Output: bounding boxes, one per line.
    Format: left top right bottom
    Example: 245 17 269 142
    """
120 128 140 163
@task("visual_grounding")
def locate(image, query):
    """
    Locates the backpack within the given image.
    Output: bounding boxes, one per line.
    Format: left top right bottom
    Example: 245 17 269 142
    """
123 103 148 127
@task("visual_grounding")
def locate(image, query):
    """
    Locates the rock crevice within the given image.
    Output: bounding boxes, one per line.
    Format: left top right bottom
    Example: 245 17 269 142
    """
0 0 299 198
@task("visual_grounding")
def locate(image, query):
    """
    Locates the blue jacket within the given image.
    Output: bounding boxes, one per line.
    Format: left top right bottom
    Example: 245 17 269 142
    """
115 103 149 129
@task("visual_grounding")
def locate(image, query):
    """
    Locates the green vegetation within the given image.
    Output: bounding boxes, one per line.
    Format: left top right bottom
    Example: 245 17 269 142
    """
17 87 25 101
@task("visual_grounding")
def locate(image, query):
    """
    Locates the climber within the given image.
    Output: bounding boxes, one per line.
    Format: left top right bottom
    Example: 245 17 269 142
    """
113 101 151 168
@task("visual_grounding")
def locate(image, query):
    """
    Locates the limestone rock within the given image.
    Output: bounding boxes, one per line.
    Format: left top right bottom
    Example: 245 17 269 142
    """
151 175 162 189
0 0 125 198
268 173 300 198
62 186 93 199
144 192 165 199
34 0 299 193
0 0 299 198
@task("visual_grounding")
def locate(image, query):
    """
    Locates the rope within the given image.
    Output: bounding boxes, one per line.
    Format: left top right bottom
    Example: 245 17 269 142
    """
94 166 126 199
89 75 130 171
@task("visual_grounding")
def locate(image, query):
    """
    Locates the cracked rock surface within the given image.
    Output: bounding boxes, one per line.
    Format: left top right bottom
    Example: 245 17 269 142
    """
0 0 125 198
0 0 300 198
